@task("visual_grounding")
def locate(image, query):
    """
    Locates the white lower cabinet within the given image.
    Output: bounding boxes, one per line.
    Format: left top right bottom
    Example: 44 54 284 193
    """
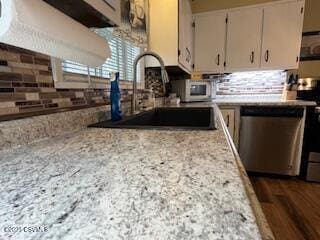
220 108 235 139
220 106 240 149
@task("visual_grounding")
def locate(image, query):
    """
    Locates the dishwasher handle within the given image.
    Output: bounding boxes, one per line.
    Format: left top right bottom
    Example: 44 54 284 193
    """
241 107 304 118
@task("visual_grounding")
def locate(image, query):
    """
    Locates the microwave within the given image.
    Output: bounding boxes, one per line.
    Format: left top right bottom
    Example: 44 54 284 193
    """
171 79 213 102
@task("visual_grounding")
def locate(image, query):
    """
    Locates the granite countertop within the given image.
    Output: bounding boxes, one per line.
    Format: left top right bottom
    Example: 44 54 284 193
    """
213 99 316 106
0 105 263 240
211 95 316 106
164 99 315 110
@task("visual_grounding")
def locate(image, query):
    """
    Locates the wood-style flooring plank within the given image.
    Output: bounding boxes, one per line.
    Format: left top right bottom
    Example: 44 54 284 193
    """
260 202 306 240
250 176 320 240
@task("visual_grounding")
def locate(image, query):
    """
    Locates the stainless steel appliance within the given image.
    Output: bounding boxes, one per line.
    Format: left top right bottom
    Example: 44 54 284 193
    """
239 107 305 176
171 79 213 102
297 78 320 182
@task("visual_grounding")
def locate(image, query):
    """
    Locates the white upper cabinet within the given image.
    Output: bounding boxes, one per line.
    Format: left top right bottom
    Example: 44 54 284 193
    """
260 1 305 70
225 7 263 72
179 0 187 70
193 0 305 73
179 0 193 72
194 11 227 73
147 0 193 73
185 0 194 72
84 0 121 26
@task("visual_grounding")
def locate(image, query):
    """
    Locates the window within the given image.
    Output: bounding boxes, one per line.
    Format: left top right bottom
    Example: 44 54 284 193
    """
61 28 141 81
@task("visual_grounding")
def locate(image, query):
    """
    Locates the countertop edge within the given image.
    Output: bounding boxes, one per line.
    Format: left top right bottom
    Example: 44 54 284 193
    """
215 105 275 240
214 100 317 107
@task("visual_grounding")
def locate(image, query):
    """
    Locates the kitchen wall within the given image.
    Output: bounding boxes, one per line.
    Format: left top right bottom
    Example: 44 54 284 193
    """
192 0 320 78
0 43 148 119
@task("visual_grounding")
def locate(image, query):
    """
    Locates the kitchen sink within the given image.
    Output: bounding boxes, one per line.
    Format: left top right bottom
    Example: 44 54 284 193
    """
88 107 216 130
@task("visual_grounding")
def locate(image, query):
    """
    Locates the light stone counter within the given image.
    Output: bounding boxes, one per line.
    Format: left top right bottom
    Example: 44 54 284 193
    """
0 105 264 240
213 99 316 106
212 95 316 106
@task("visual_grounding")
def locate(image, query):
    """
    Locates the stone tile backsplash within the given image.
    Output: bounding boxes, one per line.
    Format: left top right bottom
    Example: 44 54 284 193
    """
216 70 286 95
0 43 149 118
145 68 165 98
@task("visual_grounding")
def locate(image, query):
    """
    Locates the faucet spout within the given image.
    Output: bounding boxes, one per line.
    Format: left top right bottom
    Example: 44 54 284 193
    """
132 51 169 114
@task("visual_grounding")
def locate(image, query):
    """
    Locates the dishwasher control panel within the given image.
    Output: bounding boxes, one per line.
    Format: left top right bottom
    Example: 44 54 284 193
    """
241 106 304 118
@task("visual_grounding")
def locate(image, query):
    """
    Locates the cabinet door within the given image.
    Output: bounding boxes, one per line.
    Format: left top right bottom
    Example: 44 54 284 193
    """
147 0 179 67
261 1 305 70
186 0 193 72
225 7 263 72
179 0 193 72
194 12 227 73
179 0 187 69
220 109 235 140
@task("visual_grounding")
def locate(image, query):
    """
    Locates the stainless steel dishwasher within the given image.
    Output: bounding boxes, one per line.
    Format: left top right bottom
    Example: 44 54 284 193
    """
239 107 305 176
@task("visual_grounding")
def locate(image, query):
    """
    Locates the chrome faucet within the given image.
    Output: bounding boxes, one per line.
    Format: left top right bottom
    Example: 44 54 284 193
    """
132 51 169 114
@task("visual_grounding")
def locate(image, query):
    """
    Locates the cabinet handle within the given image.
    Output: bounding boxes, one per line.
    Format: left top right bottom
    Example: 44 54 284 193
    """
226 115 230 127
185 48 188 62
217 54 220 66
265 50 269 62
250 51 255 64
186 48 191 63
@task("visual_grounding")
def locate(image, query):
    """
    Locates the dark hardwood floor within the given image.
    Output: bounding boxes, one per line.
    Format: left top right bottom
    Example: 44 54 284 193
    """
250 175 320 240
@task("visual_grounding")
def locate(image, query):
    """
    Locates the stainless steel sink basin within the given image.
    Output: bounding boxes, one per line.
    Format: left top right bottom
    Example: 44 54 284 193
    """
88 107 216 130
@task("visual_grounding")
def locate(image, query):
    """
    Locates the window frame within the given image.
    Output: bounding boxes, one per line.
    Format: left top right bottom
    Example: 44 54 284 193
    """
51 31 145 89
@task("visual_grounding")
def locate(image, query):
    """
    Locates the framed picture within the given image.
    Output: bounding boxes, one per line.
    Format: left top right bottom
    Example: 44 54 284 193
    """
300 31 320 61
113 0 148 48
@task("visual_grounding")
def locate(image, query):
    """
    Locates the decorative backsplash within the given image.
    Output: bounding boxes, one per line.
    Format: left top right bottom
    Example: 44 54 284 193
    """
216 71 286 95
0 43 149 119
145 68 165 98
145 67 190 98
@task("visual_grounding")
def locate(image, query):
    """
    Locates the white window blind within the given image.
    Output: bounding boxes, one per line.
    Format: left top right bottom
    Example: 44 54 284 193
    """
62 28 141 81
